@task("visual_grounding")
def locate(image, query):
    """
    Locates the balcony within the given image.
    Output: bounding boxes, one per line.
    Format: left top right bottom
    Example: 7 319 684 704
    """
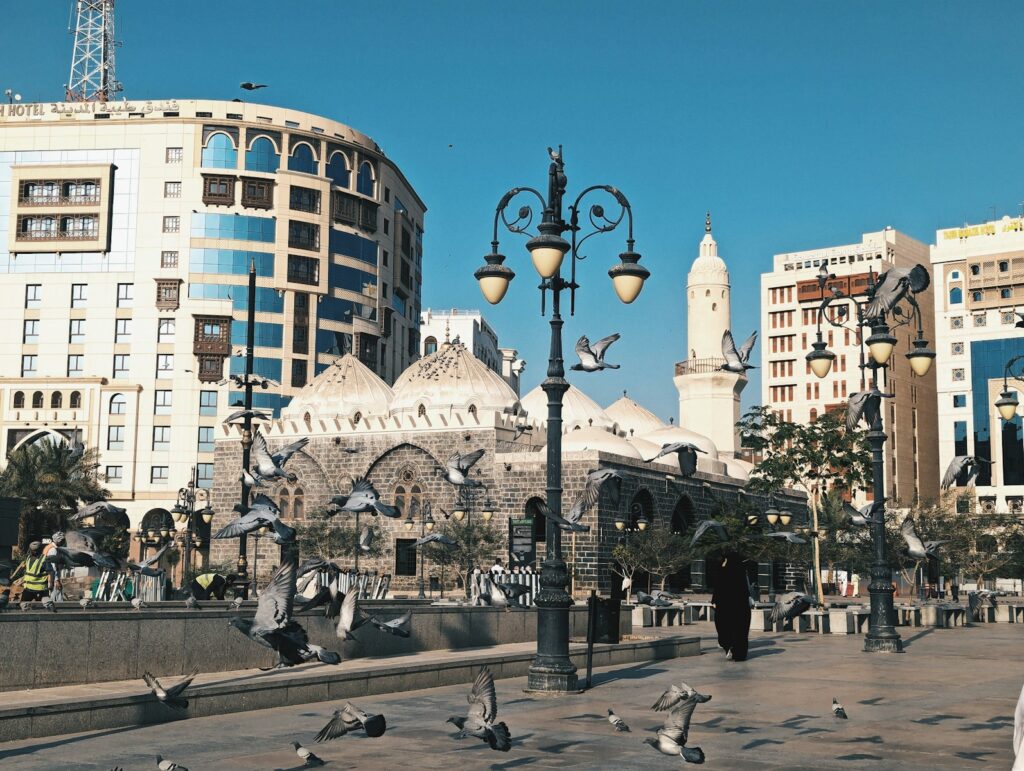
674 357 728 376
359 202 378 233
193 316 231 355
332 192 358 226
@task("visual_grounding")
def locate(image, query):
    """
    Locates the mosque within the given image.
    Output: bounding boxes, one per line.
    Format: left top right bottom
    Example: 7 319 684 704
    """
208 220 801 596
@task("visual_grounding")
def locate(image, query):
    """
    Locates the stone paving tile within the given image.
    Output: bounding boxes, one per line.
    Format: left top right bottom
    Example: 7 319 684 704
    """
0 623 1020 770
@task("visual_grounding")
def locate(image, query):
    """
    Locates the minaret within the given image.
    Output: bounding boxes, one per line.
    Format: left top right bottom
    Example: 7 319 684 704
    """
674 214 747 457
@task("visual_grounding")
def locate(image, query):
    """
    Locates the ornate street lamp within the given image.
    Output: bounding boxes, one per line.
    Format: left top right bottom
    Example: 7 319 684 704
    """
995 355 1024 422
410 501 437 600
474 147 649 693
171 467 214 589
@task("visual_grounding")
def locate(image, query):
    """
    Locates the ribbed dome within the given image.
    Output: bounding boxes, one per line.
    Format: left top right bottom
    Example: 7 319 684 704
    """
521 383 614 431
605 393 666 437
283 354 392 421
390 341 520 416
549 426 643 459
689 215 728 279
643 424 719 459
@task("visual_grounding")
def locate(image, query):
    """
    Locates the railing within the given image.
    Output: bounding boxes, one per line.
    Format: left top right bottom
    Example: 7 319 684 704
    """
18 194 101 207
675 357 727 376
16 229 97 241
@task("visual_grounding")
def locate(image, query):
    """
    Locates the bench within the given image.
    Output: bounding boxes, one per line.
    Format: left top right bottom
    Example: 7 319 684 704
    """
631 604 688 628
996 604 1024 623
895 605 921 627
686 602 715 623
942 604 966 627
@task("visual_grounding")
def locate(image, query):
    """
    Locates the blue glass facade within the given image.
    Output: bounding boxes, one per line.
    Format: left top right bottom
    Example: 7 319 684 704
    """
230 356 282 381
190 248 274 276
969 338 1024 485
328 229 377 265
316 328 353 355
326 152 350 187
245 137 280 172
288 143 317 174
191 213 275 242
231 320 283 348
201 133 237 169
187 283 284 313
392 294 407 315
320 295 377 323
327 262 376 295
229 391 291 415
357 162 374 196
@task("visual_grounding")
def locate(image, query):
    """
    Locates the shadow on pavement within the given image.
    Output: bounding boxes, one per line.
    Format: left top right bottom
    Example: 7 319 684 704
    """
913 714 965 725
842 735 884 744
836 753 884 761
900 628 936 649
743 738 784 750
587 661 669 688
0 725 141 761
746 647 786 659
954 750 994 762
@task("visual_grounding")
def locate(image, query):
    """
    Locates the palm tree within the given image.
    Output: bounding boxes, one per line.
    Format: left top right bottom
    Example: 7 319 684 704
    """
0 439 109 551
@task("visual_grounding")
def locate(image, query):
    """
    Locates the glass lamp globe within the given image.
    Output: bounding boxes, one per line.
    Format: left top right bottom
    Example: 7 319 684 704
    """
526 223 569 279
866 325 897 366
779 510 793 526
474 252 515 305
906 338 936 377
452 509 465 522
996 390 1020 422
806 339 836 379
608 251 650 304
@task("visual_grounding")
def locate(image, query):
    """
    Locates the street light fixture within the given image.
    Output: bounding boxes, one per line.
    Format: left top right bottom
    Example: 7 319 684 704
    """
865 324 897 366
995 355 1024 422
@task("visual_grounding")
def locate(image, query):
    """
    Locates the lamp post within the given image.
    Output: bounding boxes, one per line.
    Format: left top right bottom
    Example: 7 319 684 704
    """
449 485 495 599
170 465 215 588
475 147 649 693
804 264 934 653
234 259 258 595
750 496 794 602
405 501 436 599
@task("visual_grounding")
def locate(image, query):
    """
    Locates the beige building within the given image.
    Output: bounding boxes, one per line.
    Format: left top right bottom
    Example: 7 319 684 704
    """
419 308 525 395
760 228 939 504
0 98 425 530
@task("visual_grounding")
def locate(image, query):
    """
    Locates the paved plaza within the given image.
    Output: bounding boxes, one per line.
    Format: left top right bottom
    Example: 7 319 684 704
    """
0 623 1019 770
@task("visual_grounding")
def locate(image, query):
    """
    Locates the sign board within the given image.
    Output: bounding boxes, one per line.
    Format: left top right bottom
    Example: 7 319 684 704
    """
509 516 536 568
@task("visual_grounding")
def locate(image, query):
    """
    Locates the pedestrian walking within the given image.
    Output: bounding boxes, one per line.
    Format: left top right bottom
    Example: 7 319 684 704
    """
710 551 752 662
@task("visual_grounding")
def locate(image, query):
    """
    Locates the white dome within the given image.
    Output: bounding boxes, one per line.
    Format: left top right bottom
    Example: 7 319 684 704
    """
283 354 392 421
627 434 664 461
688 216 728 280
550 426 643 460
723 457 753 482
522 383 615 431
643 424 719 459
605 393 666 437
390 341 520 416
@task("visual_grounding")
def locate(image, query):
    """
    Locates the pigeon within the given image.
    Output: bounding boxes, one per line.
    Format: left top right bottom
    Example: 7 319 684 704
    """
46 535 119 571
329 477 402 518
689 519 728 549
941 455 992 490
864 264 930 319
20 601 32 611
239 82 267 90
228 558 341 668
214 494 285 539
358 526 374 552
223 409 271 424
764 531 806 544
607 708 630 732
239 469 266 488
127 542 173 577
646 442 707 477
231 595 244 610
719 330 757 373
652 682 712 713
636 591 673 608
185 596 200 610
292 742 324 767
968 590 998 619
568 469 626 522
442 449 485 487
413 532 457 548
650 589 683 601
156 756 187 771
296 583 344 619
368 610 412 637
533 499 588 533
447 667 511 752
143 669 198 712
251 430 309 483
42 597 56 613
336 588 370 641
571 333 621 372
132 597 148 611
900 518 946 560
621 575 632 593
79 597 94 609
770 592 815 625
832 697 848 719
1016 311 1024 330
68 500 127 523
846 389 894 432
646 685 711 763
843 500 883 527
315 701 388 742
479 580 530 609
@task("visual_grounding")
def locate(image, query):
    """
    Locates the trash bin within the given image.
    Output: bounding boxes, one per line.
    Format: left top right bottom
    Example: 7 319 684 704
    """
590 596 622 644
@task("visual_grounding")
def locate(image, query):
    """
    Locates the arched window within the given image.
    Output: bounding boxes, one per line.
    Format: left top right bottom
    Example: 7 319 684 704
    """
468 404 478 417
288 143 317 174
809 408 818 421
424 336 438 355
353 411 362 426
32 391 43 409
326 152 350 188
279 489 291 519
394 485 407 514
357 162 375 196
417 404 427 418
970 265 981 276
13 391 24 409
630 489 655 529
245 136 280 172
201 132 237 169
670 496 695 535
50 392 63 408
70 391 82 409
293 487 304 519
949 286 963 305
972 291 983 302
109 393 126 415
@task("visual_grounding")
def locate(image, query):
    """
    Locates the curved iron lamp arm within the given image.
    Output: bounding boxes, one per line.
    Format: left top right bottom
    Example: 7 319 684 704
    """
566 185 635 315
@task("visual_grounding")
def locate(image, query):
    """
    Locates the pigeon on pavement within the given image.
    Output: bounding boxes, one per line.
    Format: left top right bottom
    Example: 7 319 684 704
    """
330 477 402 518
143 669 198 712
571 333 621 372
607 708 630 732
636 591 673 608
442 449 485 487
941 455 991 490
251 430 308 483
185 596 200 610
646 442 706 477
231 595 244 610
568 469 626 522
79 598 94 609
315 701 388 741
689 519 728 549
864 264 930 319
447 667 511 752
42 597 56 613
155 756 188 770
720 329 757 373
131 597 148 611
832 697 848 719
292 741 324 767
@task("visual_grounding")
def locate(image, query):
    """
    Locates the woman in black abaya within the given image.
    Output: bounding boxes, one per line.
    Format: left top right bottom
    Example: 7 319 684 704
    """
710 550 752 661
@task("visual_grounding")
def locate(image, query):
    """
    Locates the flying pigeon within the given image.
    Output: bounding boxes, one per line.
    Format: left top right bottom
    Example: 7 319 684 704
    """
1016 311 1024 329
46 531 120 571
843 500 883 527
689 519 728 549
765 531 806 544
239 468 266 488
621 575 632 593
358 526 374 552
968 590 998 619
336 589 370 641
329 477 401 518
607 708 630 732
567 469 626 523
652 682 712 713
413 532 457 548
296 582 344 619
846 389 894 432
479 580 530 609
127 542 173 577
132 597 148 611
442 449 485 487
228 558 341 668
646 685 711 763
68 500 127 523
720 330 757 373
314 701 387 742
292 742 324 767
864 264 930 319
156 756 188 771
214 494 285 540
533 499 588 533
368 610 412 637
650 589 683 601
941 455 991 490
770 592 815 625
646 442 707 477
223 409 271 424
636 591 673 608
143 669 198 712
571 333 621 372
900 518 946 560
251 430 309 483
79 598 94 609
239 82 267 90
832 697 848 719
447 667 511 752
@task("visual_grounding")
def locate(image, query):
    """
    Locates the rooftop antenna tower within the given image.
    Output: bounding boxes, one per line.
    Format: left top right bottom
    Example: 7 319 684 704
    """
65 0 122 102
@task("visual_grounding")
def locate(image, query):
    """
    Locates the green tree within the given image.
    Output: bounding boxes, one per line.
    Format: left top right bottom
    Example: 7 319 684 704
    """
421 516 504 596
638 529 694 590
0 440 109 552
611 534 647 593
294 507 385 565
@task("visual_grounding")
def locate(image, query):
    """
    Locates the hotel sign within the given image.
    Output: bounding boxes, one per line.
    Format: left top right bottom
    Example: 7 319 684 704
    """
942 218 1024 240
0 100 180 119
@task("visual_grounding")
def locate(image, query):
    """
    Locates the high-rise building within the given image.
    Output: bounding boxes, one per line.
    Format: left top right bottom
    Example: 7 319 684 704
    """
760 227 939 504
420 308 525 395
931 215 1024 513
0 99 425 525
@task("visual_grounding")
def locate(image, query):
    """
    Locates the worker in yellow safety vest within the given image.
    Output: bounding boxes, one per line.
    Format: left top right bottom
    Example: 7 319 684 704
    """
189 571 237 600
10 541 55 601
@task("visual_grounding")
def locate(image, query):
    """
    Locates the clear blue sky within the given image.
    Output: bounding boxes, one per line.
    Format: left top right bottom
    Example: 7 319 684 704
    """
4 1 1024 420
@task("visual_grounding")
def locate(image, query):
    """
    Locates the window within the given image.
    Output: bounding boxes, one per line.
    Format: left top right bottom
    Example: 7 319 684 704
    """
384 186 391 203
383 218 389 235
950 316 964 329
150 466 169 484
69 391 81 409
241 177 274 208
163 216 180 233
161 250 179 268
152 426 171 451
951 341 964 355
114 282 134 308
156 280 181 309
970 264 981 276
113 354 130 378
394 538 417 576
198 355 223 382
424 336 438 355
164 181 181 198
191 212 275 241
12 392 24 409
289 185 320 213
108 425 125 450
357 162 375 196
69 319 85 344
287 254 319 285
326 152 349 187
288 143 317 174
953 394 967 408
109 393 127 414
949 286 963 305
951 271 961 279
291 359 307 388
292 487 304 518
974 313 987 327
23 320 39 344
198 426 215 452
1003 311 1017 325
21 355 37 376
115 318 132 343
1000 260 1010 272
1002 288 1013 299
288 220 319 250
71 283 87 308
157 319 176 343
201 132 237 169
25 284 41 309
154 390 172 415
202 174 235 205
31 391 43 408
245 136 279 172
196 463 214 489
165 147 183 163
105 465 123 483
952 368 966 382
156 354 174 378
199 390 218 416
67 355 84 376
